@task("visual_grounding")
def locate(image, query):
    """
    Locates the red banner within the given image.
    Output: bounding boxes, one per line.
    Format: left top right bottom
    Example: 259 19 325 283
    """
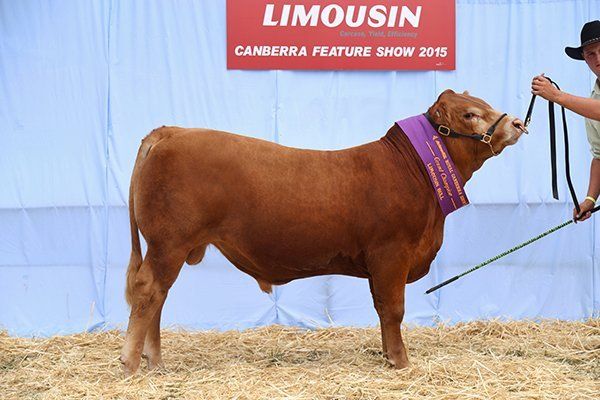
227 0 455 70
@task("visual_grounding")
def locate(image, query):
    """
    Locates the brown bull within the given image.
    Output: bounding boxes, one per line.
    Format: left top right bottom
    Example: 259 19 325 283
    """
120 90 526 376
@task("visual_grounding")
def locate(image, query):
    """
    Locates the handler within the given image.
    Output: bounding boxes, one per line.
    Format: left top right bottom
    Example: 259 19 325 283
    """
531 20 600 221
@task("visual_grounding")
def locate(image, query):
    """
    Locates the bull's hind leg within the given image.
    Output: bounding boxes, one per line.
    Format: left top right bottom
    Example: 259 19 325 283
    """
141 298 166 370
121 246 186 376
141 244 207 370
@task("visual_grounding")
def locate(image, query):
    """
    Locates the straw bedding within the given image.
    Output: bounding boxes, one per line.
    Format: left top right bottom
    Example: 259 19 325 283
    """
1 319 598 399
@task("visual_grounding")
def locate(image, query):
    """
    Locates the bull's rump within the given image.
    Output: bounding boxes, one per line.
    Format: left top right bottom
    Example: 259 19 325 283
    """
134 128 402 280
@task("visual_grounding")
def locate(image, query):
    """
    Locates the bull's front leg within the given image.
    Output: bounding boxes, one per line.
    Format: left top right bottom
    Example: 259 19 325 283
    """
369 278 387 357
369 257 410 369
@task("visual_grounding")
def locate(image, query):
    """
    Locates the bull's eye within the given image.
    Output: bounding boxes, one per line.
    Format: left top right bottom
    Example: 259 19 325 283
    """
464 113 474 119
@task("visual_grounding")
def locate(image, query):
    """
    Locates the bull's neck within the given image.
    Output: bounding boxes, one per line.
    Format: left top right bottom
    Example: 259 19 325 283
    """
381 124 490 184
439 135 490 183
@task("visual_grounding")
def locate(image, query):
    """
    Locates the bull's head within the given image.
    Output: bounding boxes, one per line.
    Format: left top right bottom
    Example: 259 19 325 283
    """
426 90 527 158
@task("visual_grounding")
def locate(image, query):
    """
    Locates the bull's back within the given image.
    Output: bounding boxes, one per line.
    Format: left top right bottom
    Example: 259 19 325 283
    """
136 128 391 252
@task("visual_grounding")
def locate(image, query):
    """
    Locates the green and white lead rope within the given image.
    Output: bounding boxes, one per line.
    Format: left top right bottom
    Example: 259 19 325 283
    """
425 202 600 294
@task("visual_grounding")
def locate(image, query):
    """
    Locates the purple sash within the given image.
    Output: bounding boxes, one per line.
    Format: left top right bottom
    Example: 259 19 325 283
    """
396 115 469 216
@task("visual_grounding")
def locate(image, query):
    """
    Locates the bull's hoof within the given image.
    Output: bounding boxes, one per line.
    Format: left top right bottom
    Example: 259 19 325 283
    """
386 356 410 369
146 357 165 371
120 354 140 378
142 349 164 371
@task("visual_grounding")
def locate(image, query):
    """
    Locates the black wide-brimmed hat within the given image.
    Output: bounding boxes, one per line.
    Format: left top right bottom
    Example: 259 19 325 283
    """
565 20 600 60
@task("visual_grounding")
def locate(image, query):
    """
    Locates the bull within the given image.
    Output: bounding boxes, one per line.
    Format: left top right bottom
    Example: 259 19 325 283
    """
120 90 527 376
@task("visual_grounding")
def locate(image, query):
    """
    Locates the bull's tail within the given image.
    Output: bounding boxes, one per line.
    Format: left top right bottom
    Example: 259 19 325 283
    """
125 129 167 307
125 181 142 307
125 151 143 307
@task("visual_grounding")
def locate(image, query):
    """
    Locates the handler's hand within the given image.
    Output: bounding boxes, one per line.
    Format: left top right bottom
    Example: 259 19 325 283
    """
574 199 595 222
531 73 561 102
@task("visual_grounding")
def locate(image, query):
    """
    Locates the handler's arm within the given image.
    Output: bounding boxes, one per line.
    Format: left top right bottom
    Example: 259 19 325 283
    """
575 158 600 221
586 158 600 201
554 92 600 121
531 74 600 121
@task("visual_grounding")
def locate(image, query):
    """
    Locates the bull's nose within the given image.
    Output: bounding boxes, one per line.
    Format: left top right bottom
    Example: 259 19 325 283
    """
512 118 527 134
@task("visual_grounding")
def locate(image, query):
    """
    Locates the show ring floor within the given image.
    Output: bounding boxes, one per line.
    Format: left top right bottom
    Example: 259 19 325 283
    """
1 319 598 399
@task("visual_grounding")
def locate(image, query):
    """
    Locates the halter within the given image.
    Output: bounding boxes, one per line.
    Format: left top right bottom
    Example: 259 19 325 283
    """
423 112 508 156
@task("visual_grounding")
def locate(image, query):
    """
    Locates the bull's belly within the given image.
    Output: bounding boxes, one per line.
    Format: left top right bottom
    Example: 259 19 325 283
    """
213 240 369 284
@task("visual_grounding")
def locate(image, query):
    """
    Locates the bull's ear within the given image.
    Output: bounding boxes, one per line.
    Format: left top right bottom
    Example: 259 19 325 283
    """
435 89 454 103
430 89 454 120
463 90 470 95
427 102 448 122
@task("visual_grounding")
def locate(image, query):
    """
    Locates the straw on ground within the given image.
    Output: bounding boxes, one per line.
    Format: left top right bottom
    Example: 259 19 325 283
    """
1 319 598 399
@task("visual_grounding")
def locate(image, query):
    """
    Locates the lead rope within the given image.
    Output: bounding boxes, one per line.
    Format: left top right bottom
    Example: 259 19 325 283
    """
525 76 581 214
426 78 591 294
425 206 600 294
